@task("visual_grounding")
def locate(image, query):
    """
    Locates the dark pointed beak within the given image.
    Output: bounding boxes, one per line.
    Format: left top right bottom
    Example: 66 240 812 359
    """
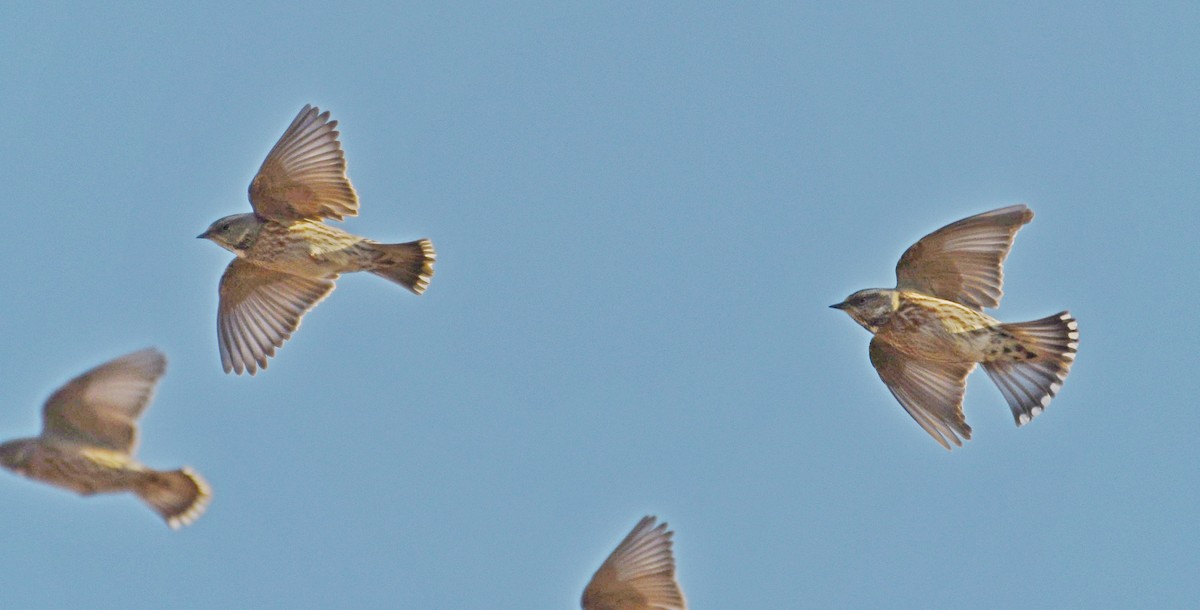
196 231 209 239
829 302 847 310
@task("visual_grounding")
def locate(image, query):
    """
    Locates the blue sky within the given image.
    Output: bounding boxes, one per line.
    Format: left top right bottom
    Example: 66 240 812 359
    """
0 2 1197 608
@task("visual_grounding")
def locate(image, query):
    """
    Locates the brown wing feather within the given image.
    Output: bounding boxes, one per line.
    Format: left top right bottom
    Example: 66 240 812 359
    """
217 259 335 375
582 516 687 610
40 348 167 454
895 204 1033 310
248 105 359 221
869 338 975 450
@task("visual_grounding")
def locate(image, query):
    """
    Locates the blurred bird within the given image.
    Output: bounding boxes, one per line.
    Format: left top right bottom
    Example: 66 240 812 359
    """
582 516 687 610
199 104 436 374
0 348 210 529
831 205 1078 450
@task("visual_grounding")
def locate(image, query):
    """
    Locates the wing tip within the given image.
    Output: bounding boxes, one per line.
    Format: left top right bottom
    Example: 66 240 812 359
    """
584 515 686 610
122 347 168 377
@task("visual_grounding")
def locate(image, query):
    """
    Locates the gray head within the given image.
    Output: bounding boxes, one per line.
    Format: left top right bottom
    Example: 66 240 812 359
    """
197 213 263 256
830 288 898 333
0 439 35 472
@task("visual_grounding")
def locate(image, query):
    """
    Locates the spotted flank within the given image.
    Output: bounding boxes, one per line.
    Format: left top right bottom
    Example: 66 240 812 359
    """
981 312 1078 426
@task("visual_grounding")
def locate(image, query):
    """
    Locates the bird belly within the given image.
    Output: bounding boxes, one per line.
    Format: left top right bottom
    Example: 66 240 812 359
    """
25 444 142 496
879 294 999 362
248 221 370 278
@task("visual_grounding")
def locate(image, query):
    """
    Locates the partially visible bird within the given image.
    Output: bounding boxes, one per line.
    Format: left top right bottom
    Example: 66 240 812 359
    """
582 516 687 610
831 204 1078 450
0 348 210 529
199 104 436 375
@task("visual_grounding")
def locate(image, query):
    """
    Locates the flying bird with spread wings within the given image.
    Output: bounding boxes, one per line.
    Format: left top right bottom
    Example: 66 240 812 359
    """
0 348 210 528
831 205 1078 450
199 105 435 374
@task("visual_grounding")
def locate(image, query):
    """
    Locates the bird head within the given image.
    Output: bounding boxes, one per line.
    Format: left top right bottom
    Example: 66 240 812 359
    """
0 439 34 472
197 213 263 256
830 289 898 333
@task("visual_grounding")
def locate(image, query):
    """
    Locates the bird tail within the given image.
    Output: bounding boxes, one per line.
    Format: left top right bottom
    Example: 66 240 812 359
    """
136 467 212 529
981 312 1079 426
367 239 436 295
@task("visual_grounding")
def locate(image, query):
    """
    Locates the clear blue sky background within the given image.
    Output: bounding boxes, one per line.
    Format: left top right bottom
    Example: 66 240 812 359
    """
0 2 1196 608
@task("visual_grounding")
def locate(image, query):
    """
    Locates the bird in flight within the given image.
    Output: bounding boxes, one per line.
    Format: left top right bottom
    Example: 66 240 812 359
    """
582 516 687 610
831 205 1078 450
199 105 435 374
0 348 210 528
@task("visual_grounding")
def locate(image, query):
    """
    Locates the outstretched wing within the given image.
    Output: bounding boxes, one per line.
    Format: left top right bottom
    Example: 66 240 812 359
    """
41 348 167 454
895 204 1033 310
248 104 359 222
869 338 975 451
217 259 335 375
582 516 687 610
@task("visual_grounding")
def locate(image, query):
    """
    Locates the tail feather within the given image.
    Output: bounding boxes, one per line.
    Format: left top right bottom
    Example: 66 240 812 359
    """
982 312 1078 426
136 467 211 530
368 239 436 295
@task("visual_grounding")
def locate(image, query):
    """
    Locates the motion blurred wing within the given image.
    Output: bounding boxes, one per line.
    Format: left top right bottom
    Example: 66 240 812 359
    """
582 516 687 610
895 204 1033 310
869 338 974 450
41 348 167 454
217 259 335 375
248 104 359 221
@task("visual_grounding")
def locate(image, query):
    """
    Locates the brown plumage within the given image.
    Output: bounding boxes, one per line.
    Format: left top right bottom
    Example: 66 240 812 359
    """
199 104 436 374
0 349 210 528
832 205 1078 449
582 516 687 610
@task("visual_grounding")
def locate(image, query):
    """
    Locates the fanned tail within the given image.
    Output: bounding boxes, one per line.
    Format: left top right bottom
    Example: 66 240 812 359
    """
136 467 212 529
368 239 436 295
982 312 1078 426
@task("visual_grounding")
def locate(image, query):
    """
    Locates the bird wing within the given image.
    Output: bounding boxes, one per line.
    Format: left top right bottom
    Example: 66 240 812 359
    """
217 259 335 375
40 348 167 455
582 516 687 610
894 204 1033 310
868 338 975 450
248 105 359 222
